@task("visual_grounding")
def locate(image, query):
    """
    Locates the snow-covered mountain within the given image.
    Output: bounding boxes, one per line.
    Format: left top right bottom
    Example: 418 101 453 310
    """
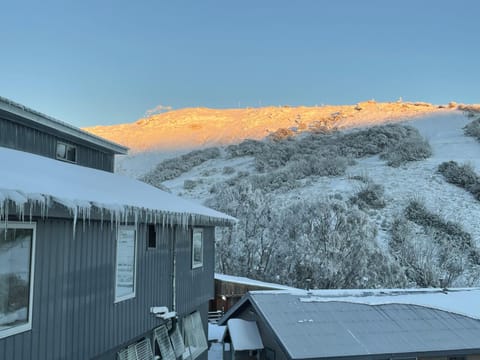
91 105 480 290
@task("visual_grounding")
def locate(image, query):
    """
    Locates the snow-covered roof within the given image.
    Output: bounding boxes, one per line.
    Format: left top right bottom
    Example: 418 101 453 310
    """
0 96 128 154
220 289 480 359
224 319 263 351
214 273 299 291
250 287 480 320
0 147 235 228
208 323 226 342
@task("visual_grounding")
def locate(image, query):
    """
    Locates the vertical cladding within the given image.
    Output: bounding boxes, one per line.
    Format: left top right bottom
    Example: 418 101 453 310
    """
0 115 114 172
0 218 175 360
175 226 215 316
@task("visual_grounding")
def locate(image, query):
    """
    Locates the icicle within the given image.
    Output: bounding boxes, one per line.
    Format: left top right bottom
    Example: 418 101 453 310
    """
72 206 78 237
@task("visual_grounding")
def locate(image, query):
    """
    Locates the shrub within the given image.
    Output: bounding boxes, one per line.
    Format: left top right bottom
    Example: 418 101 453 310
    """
141 147 221 186
222 166 235 175
464 118 480 141
380 135 432 167
389 207 480 287
438 161 478 188
350 182 386 209
183 179 199 190
438 161 480 202
404 199 479 268
226 139 268 158
268 128 295 142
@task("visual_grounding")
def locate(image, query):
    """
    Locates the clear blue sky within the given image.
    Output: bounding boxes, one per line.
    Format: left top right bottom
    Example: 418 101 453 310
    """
1 0 479 127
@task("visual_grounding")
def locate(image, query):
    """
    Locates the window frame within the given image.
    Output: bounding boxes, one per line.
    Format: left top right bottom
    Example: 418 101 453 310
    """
56 141 77 163
0 222 36 340
114 225 137 303
183 311 208 359
191 228 204 269
147 224 156 249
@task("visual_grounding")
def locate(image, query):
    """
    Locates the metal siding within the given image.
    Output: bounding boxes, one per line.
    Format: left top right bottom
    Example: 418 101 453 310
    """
0 218 179 359
175 227 215 316
0 116 115 172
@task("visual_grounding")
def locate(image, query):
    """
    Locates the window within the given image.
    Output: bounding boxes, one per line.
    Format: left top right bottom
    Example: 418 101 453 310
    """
183 311 208 359
191 228 203 269
56 141 77 163
0 222 36 339
147 224 156 249
115 226 137 302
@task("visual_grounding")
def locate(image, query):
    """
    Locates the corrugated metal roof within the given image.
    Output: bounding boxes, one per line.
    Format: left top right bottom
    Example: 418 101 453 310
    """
247 292 480 359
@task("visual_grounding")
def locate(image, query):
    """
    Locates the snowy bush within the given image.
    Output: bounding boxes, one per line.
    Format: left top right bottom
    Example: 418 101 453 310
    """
389 200 480 287
380 135 432 167
350 182 386 209
404 200 473 245
222 166 235 175
268 128 295 142
183 179 199 190
289 156 349 178
438 161 480 200
141 147 221 185
226 139 268 158
438 161 478 188
250 170 299 192
464 118 480 141
209 185 407 289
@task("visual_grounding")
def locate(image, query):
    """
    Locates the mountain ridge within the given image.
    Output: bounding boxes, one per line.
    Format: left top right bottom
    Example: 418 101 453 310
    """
84 101 457 153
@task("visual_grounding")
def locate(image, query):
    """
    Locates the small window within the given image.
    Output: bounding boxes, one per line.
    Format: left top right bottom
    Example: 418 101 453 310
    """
148 224 156 249
56 141 77 163
0 222 36 339
183 311 208 359
115 226 136 302
191 228 203 269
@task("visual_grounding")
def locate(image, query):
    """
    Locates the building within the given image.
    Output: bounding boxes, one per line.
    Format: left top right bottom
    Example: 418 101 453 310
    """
210 274 298 316
218 289 480 360
0 96 235 359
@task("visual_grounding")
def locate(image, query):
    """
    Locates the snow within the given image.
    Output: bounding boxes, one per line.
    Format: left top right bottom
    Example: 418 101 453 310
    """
208 323 226 342
225 319 263 351
253 288 480 320
215 273 299 291
0 147 235 228
0 307 27 327
208 343 223 360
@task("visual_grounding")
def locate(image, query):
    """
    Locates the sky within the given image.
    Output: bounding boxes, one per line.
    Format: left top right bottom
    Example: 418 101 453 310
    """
1 0 479 127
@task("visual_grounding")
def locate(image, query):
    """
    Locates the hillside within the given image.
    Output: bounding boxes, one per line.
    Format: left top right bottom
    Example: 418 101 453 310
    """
84 101 451 153
87 103 480 290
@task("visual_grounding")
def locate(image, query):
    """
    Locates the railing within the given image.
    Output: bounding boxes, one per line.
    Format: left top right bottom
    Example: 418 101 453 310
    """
208 310 224 324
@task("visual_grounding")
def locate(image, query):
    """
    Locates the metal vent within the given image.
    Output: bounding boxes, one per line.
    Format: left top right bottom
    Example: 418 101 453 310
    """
154 325 176 360
117 344 137 360
117 339 154 360
135 339 154 360
170 325 186 358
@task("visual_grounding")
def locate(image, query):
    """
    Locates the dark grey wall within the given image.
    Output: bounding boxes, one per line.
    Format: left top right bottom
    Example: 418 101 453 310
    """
236 306 288 360
0 219 214 360
0 112 115 172
175 227 215 316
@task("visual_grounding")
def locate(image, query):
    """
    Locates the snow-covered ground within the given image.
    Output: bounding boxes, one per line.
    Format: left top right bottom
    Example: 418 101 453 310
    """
142 111 480 245
116 111 480 281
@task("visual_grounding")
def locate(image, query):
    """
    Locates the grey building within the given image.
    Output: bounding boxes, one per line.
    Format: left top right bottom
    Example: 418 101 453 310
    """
219 291 480 360
0 96 235 359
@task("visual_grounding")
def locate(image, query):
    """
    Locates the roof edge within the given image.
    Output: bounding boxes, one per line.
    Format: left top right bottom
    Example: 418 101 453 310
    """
0 96 129 154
